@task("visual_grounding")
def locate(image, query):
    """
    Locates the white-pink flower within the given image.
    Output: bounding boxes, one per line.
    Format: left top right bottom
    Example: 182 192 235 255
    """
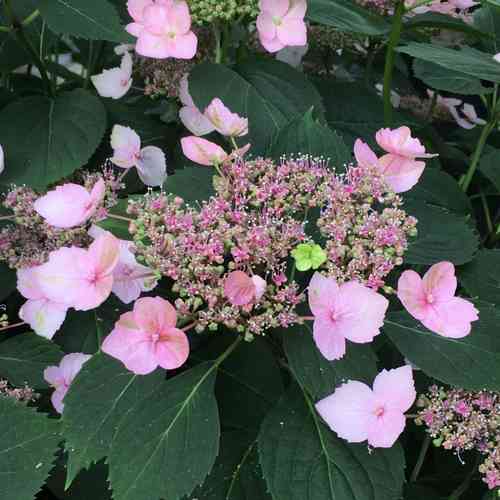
36 233 120 311
126 0 197 59
102 296 190 375
316 365 416 448
44 353 91 413
0 144 4 174
17 267 68 339
110 125 167 186
204 98 248 137
91 52 133 99
180 136 228 166
308 272 389 361
33 179 105 229
397 261 479 338
256 0 308 54
178 74 215 136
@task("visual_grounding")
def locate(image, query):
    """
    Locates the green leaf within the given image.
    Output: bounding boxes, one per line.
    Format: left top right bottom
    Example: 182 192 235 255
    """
0 397 60 500
306 0 391 35
62 352 164 486
269 109 351 167
405 201 478 265
461 249 500 305
384 304 500 391
317 81 420 147
108 362 220 500
474 5 500 53
54 311 100 355
96 200 131 240
258 385 406 500
39 0 130 43
192 430 271 500
0 89 106 189
166 163 215 204
0 333 64 389
396 43 500 84
479 148 500 192
405 168 471 215
189 59 325 155
405 12 490 38
413 59 491 95
201 336 284 430
283 324 377 399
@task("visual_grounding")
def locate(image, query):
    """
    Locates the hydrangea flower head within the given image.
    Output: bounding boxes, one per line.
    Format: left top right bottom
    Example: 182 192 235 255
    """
316 365 416 448
102 296 190 375
397 261 479 338
291 242 327 271
308 272 389 360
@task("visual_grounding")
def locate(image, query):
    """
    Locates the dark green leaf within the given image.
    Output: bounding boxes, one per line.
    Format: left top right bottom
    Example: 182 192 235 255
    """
62 352 163 486
307 0 391 35
39 0 130 43
0 89 107 189
108 362 220 500
406 168 471 215
166 163 216 204
0 397 60 500
405 12 490 38
384 304 500 391
283 324 377 399
397 43 500 84
461 249 500 305
189 59 325 155
405 201 478 265
479 148 500 192
96 200 131 240
0 263 16 302
0 333 64 388
269 109 351 167
54 311 99 355
413 59 490 95
317 81 420 147
258 385 406 500
192 430 271 500
474 5 500 53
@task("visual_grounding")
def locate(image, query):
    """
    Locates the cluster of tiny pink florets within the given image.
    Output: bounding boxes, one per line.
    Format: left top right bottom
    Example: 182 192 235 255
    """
128 155 416 336
0 168 121 269
0 379 38 403
416 385 500 491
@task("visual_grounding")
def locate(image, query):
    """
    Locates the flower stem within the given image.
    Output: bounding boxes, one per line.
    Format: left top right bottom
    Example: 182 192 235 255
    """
459 121 495 193
448 454 481 500
213 336 242 368
107 213 133 223
383 0 405 126
0 321 26 333
213 24 222 64
410 435 431 482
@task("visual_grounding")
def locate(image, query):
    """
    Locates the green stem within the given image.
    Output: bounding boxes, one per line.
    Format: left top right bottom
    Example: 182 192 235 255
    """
4 0 53 96
460 121 495 193
383 1 405 126
21 9 40 27
213 24 222 64
84 40 94 89
480 192 494 234
213 336 242 368
410 435 431 482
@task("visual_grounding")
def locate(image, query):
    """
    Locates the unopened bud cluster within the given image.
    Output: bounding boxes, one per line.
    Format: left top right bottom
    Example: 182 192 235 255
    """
416 385 500 491
187 0 258 24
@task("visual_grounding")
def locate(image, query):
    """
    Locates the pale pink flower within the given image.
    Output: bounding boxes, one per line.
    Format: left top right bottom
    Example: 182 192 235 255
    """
308 272 389 360
17 267 68 339
127 0 197 60
180 136 228 166
110 125 167 186
178 74 215 136
354 138 424 193
33 179 105 229
91 52 133 99
316 365 416 448
37 233 120 311
397 261 479 338
0 145 4 174
44 353 91 413
494 53 500 63
376 126 435 160
204 98 248 137
88 225 158 304
224 271 266 306
256 0 308 53
102 296 189 375
448 103 486 130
